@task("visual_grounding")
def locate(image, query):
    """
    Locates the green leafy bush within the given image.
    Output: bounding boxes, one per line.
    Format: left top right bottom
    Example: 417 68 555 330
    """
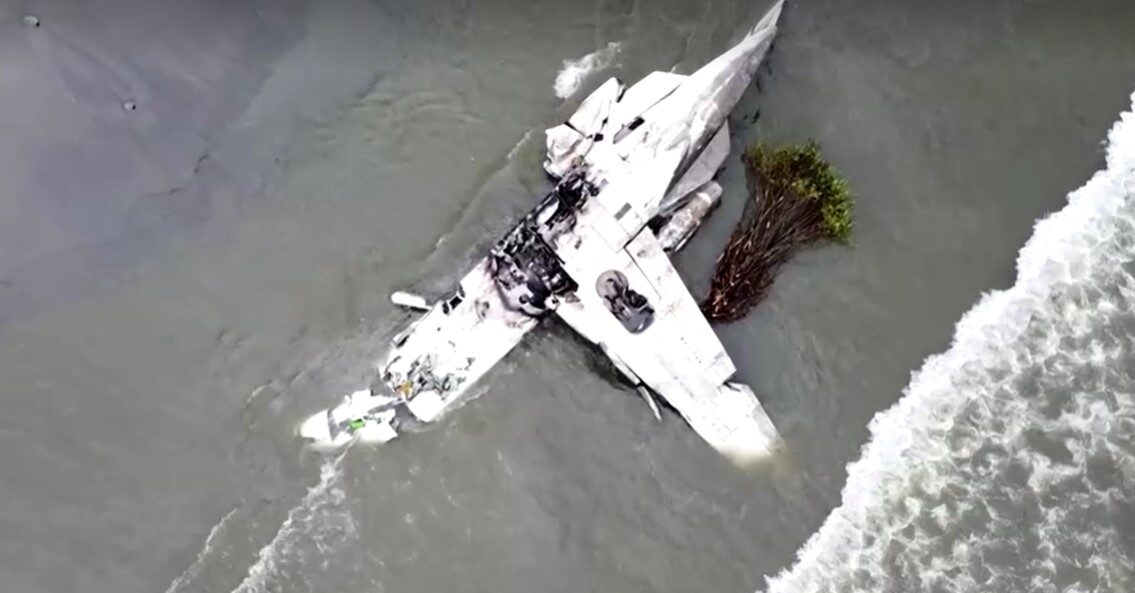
702 141 853 322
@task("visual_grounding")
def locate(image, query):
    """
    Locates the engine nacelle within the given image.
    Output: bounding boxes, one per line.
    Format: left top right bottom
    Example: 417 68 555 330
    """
657 181 723 252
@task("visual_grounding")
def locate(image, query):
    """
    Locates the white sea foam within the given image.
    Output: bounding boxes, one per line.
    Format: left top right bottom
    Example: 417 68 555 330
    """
233 453 357 593
554 42 621 99
163 505 241 593
763 91 1135 593
506 130 533 162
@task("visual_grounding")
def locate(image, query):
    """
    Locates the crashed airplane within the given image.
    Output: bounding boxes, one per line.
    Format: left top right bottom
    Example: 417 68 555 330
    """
300 0 785 464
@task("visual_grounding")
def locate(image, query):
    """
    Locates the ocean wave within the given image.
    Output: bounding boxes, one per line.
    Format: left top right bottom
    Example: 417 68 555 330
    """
232 453 356 593
163 505 242 593
506 130 533 162
763 91 1135 593
554 42 621 99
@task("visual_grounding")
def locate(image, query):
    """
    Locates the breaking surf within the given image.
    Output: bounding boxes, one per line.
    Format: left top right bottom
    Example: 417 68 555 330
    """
554 42 621 99
762 91 1135 593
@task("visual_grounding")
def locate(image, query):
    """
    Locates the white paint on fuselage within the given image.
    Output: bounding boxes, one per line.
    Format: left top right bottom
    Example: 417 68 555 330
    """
300 1 786 462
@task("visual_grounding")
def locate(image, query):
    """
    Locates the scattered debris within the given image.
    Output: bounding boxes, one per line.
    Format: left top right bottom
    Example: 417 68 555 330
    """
637 386 662 421
391 291 430 311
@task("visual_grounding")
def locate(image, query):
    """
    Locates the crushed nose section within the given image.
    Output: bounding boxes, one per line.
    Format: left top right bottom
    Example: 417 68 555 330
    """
355 419 398 443
299 411 332 442
299 389 403 449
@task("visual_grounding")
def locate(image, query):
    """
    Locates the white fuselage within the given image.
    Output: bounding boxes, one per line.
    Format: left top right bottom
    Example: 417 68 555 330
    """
300 0 784 463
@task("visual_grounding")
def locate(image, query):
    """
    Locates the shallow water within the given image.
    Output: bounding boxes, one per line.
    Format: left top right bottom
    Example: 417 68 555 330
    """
1 1 1134 592
765 91 1135 593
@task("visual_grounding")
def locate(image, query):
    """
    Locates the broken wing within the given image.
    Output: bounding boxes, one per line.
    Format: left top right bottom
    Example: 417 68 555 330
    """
551 209 779 462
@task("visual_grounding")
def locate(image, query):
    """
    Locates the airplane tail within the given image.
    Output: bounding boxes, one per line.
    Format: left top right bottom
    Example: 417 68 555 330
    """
746 0 785 43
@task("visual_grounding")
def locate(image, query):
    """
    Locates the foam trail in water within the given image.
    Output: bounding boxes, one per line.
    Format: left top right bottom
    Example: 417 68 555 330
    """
163 506 241 593
232 452 356 593
763 91 1135 593
554 42 620 99
506 130 533 162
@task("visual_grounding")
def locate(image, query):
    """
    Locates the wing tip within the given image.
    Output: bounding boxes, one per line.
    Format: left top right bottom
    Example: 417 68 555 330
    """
684 381 783 465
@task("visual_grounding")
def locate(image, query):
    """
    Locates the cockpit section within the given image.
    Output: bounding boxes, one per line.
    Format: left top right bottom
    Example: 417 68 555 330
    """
490 170 596 316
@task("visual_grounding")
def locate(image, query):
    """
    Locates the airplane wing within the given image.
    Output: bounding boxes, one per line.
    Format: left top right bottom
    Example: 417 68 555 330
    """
545 70 733 226
550 200 780 462
379 256 539 421
545 72 687 179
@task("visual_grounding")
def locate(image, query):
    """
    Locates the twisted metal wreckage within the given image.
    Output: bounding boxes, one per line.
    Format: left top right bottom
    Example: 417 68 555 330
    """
301 0 786 464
